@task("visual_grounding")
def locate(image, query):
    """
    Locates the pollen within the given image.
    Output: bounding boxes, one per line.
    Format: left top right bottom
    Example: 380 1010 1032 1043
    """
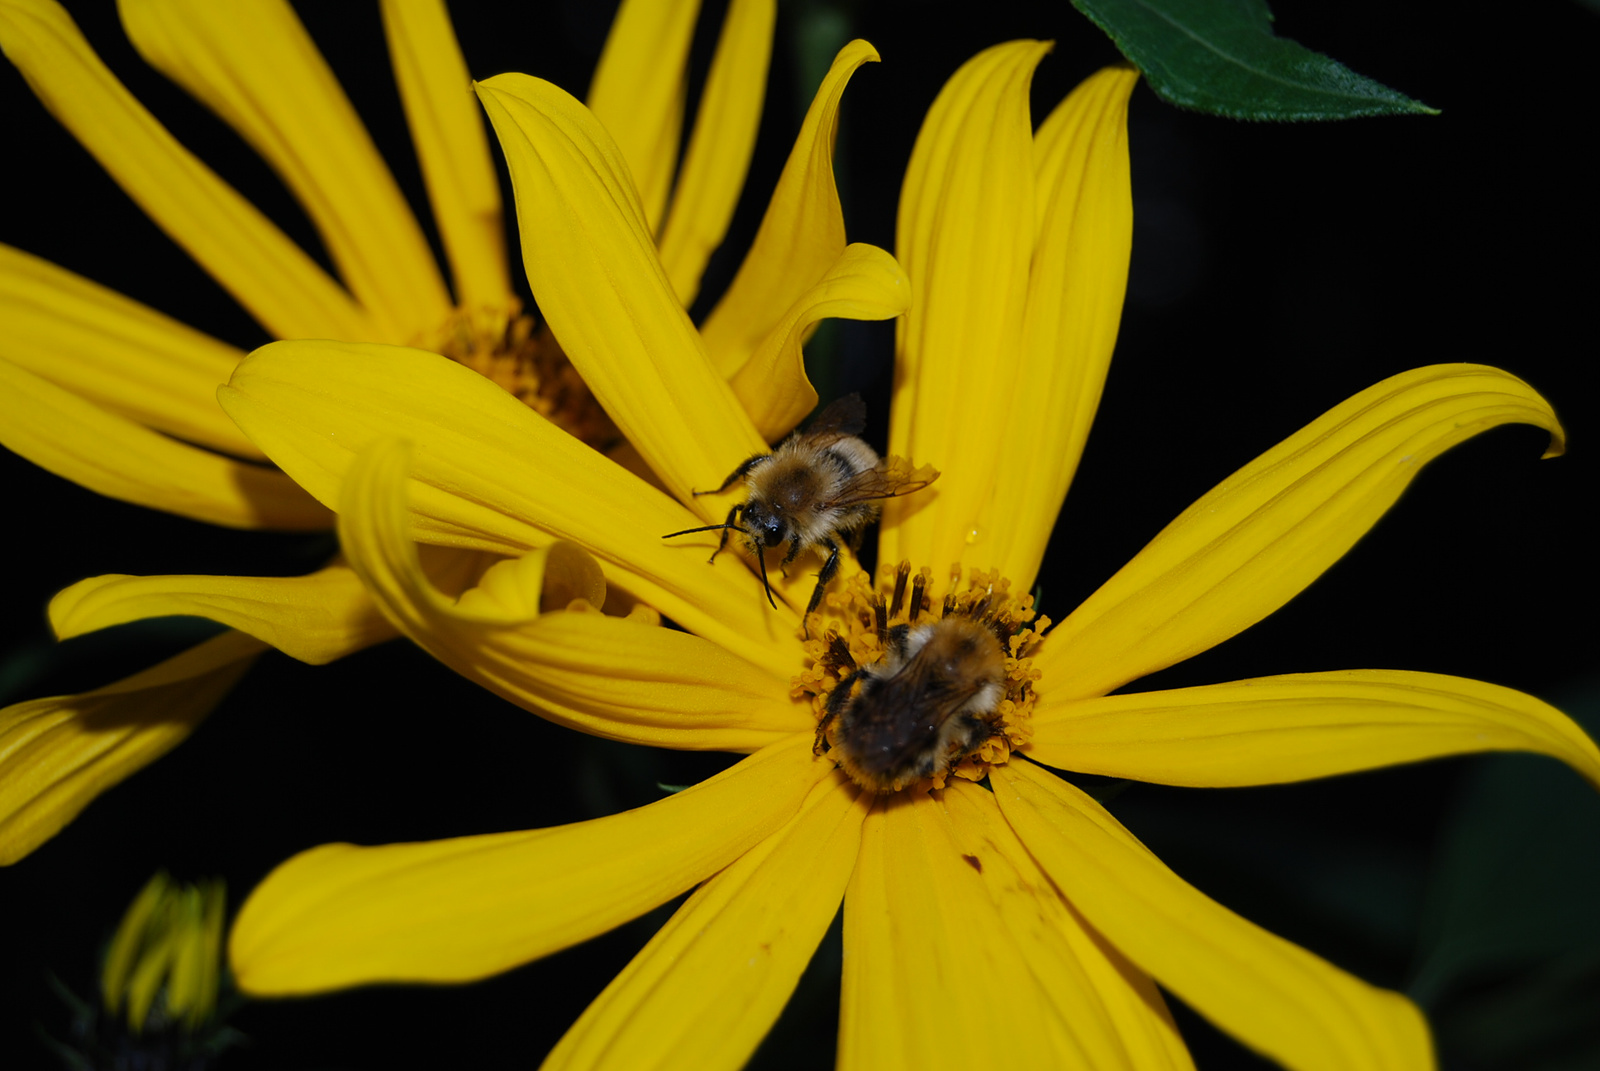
794 561 1048 793
416 302 619 449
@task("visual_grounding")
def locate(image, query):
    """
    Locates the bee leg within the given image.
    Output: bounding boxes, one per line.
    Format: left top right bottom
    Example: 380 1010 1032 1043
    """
707 504 742 565
805 539 842 626
694 453 770 496
815 671 858 757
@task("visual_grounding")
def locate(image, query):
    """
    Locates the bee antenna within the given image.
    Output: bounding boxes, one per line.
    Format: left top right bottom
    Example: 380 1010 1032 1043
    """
756 544 779 610
662 522 743 539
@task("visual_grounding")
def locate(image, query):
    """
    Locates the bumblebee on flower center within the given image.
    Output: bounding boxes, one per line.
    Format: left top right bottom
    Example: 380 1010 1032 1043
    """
797 561 1046 793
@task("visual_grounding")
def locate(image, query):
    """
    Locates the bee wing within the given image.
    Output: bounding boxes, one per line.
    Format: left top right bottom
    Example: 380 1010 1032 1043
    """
800 394 868 443
828 456 941 507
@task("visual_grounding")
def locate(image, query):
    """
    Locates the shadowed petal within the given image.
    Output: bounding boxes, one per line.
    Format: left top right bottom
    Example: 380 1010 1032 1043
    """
585 0 699 233
991 67 1137 590
991 761 1433 1071
229 736 829 994
120 0 450 341
879 41 1051 577
0 630 262 865
546 773 865 1071
0 0 374 340
1029 670 1600 789
219 339 803 676
1040 365 1565 701
700 39 877 377
49 563 397 666
730 243 909 441
942 785 1194 1070
476 73 766 507
338 439 807 749
380 0 510 309
0 244 260 458
1 356 330 530
657 0 775 308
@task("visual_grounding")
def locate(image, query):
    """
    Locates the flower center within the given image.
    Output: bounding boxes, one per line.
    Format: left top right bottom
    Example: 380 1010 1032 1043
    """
795 562 1048 794
415 302 619 449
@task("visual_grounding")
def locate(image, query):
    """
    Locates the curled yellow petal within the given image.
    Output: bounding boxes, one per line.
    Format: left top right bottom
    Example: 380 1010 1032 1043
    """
585 0 699 233
0 243 260 459
0 630 262 865
339 439 807 749
120 0 450 341
476 73 766 507
1029 670 1600 790
1040 364 1566 701
879 40 1051 577
546 773 864 1071
991 66 1137 590
730 242 909 441
49 562 396 666
218 339 803 676
0 0 373 340
656 0 775 307
700 39 877 377
0 356 331 530
991 761 1433 1071
229 736 828 994
379 0 510 310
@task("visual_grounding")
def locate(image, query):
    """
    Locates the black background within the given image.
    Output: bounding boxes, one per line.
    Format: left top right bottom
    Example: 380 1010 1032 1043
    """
3 1 1597 1067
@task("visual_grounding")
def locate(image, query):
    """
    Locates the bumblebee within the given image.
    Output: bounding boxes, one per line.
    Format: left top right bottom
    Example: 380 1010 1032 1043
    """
817 613 1009 794
664 395 937 623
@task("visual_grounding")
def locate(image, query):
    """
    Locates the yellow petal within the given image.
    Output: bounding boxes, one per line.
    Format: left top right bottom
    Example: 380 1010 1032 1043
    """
102 871 169 1014
585 0 699 234
990 67 1137 591
656 0 775 307
844 788 1110 1070
730 242 909 441
1040 364 1565 701
1029 669 1600 790
229 735 828 994
339 439 807 749
0 0 373 340
991 761 1434 1071
699 39 877 377
878 41 1051 577
0 356 330 530
0 630 262 865
49 562 396 666
941 785 1195 1070
546 772 865 1071
379 0 510 310
119 0 451 342
218 339 803 675
0 244 260 459
476 73 767 507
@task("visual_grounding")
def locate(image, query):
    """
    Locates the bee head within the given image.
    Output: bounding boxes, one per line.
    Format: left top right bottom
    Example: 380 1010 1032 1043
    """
741 500 788 548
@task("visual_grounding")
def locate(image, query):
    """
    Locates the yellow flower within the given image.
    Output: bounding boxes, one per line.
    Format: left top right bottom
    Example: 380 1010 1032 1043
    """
0 0 901 863
209 44 1600 1070
100 870 226 1036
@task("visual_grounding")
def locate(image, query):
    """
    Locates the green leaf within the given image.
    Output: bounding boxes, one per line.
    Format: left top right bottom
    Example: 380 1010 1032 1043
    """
1070 0 1438 120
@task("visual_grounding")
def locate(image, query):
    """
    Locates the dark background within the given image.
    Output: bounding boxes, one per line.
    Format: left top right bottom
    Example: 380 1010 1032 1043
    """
3 0 1597 1067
